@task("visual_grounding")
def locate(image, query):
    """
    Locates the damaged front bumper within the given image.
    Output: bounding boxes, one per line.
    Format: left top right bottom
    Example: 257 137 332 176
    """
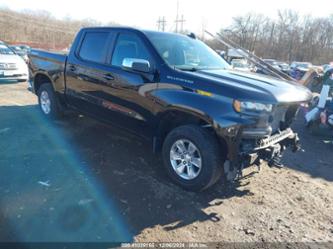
213 102 304 180
218 126 301 180
251 128 300 153
249 128 300 168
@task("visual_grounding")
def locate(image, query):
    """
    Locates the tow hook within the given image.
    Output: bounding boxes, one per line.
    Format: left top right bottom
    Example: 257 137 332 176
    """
291 133 301 152
268 154 283 168
267 143 284 168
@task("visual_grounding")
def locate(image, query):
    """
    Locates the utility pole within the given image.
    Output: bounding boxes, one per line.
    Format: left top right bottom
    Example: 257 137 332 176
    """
175 15 185 33
157 17 161 31
161 16 167 31
157 16 167 31
159 16 166 32
175 0 179 33
179 15 185 33
174 1 185 33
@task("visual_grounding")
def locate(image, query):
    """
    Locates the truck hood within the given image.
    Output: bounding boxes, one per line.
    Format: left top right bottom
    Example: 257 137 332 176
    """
190 69 312 104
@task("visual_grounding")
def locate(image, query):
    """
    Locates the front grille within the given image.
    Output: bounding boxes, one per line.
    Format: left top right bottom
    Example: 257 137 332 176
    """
6 63 17 70
0 63 17 70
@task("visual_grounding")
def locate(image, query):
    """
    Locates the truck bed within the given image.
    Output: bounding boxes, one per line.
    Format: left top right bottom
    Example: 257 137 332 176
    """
29 49 67 94
29 49 67 67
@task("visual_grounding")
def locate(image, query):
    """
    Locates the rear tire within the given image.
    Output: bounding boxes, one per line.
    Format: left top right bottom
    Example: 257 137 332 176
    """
37 83 62 119
162 125 224 192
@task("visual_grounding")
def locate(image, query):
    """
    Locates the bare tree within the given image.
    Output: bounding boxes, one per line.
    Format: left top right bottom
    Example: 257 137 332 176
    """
0 7 117 50
217 10 333 64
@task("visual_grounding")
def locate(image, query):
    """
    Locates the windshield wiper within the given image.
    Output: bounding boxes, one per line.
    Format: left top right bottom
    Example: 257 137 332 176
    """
175 66 198 72
175 66 226 72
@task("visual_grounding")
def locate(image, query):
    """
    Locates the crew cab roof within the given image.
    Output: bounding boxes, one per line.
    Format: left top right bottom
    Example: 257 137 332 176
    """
79 26 176 37
79 26 147 34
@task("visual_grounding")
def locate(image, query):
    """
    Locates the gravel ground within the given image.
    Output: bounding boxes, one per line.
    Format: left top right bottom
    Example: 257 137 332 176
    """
0 81 332 245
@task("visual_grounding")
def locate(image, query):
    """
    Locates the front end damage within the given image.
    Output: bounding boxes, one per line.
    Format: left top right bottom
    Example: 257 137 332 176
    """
217 104 302 180
241 128 300 169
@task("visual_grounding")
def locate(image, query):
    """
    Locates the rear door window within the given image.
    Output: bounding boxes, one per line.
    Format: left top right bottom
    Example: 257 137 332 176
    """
79 32 110 64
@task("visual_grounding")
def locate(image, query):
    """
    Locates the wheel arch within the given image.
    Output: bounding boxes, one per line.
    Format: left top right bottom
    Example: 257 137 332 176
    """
33 72 54 94
154 108 228 156
33 72 66 114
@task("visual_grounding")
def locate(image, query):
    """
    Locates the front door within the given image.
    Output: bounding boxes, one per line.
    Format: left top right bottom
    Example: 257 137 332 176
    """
99 31 159 138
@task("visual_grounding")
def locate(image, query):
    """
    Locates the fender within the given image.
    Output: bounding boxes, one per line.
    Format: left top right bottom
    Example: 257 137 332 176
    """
153 84 256 131
152 85 258 158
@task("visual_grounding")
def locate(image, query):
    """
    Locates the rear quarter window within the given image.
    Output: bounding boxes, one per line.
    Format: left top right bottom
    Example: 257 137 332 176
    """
79 32 110 64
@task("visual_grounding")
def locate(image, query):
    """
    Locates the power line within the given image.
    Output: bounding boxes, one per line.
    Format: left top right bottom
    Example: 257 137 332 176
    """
175 0 179 33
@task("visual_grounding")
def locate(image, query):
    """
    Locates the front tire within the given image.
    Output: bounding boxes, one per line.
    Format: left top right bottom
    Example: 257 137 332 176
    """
162 125 224 192
37 83 62 119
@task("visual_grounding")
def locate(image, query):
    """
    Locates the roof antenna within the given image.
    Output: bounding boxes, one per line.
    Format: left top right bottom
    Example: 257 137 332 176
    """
188 33 196 39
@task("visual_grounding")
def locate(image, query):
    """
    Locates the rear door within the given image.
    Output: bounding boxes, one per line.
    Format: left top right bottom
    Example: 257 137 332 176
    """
65 30 116 117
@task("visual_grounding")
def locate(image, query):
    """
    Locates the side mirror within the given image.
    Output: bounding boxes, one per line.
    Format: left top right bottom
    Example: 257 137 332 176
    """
122 58 151 73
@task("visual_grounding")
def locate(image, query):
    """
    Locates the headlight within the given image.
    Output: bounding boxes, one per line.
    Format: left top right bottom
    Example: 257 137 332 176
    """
233 100 273 113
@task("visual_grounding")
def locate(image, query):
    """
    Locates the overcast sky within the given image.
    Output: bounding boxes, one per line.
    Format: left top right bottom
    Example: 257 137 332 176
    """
0 0 332 34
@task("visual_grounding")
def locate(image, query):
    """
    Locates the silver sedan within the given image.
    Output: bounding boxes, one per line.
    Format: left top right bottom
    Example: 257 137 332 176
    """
0 44 28 82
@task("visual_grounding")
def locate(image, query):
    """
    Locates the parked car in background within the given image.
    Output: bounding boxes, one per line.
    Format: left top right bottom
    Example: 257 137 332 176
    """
262 59 281 70
256 59 281 75
290 61 312 70
322 63 333 73
17 45 31 53
9 45 29 63
230 59 252 72
258 59 291 76
0 44 29 82
277 61 290 74
290 62 312 80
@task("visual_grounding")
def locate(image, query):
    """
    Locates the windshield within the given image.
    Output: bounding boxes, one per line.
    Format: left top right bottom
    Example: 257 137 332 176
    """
10 46 26 55
232 60 248 68
0 45 15 55
279 63 289 69
264 60 278 65
10 46 21 51
298 63 311 68
20 46 30 52
145 32 230 71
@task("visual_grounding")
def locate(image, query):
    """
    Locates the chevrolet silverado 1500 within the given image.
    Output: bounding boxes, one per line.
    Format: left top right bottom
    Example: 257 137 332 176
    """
28 27 312 191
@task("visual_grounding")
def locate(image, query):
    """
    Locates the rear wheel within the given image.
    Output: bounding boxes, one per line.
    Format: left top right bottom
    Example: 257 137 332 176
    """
162 125 224 191
37 83 62 119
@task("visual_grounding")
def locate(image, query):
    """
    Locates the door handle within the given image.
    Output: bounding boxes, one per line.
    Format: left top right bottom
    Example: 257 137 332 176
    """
69 65 76 72
103 73 114 81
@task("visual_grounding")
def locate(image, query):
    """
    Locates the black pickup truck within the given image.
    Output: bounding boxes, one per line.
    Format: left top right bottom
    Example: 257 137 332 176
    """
28 27 312 191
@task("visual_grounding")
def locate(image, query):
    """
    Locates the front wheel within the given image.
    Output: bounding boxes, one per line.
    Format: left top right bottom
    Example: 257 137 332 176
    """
162 125 224 192
37 83 62 119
